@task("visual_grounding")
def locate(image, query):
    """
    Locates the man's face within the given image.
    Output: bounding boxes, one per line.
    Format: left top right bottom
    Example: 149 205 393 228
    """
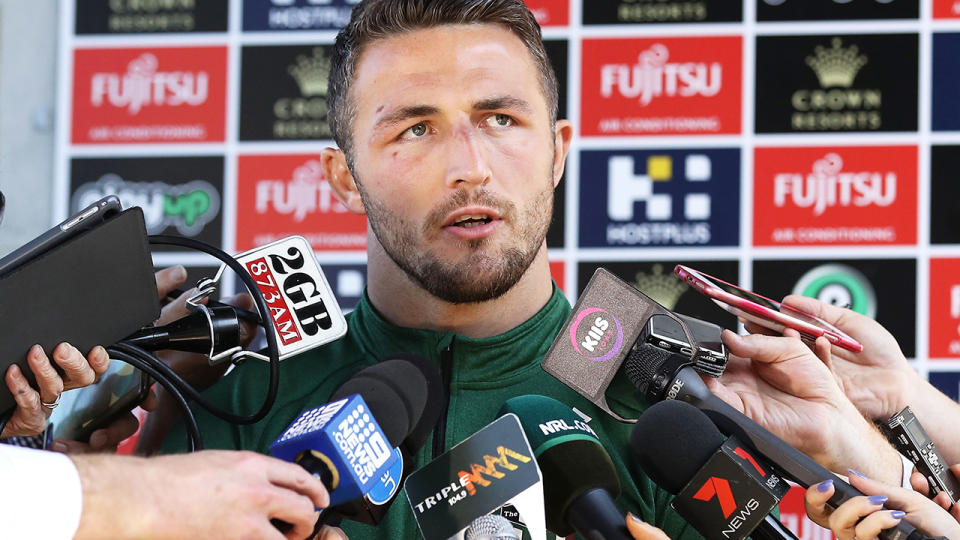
346 24 566 304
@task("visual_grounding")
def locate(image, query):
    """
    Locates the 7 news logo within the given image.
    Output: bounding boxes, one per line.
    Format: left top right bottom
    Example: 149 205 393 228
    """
578 148 739 248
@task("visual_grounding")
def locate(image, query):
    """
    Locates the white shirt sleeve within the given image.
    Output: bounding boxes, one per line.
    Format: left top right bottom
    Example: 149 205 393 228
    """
0 445 82 540
900 452 915 489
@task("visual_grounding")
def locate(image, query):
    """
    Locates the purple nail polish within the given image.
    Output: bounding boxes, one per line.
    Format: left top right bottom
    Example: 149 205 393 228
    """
890 511 906 519
817 479 833 492
868 495 888 505
847 468 867 479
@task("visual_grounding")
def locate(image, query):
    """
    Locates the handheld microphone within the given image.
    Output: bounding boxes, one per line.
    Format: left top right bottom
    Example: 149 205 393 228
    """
122 303 242 358
623 343 926 540
465 513 520 540
498 395 631 540
331 353 445 525
632 400 797 540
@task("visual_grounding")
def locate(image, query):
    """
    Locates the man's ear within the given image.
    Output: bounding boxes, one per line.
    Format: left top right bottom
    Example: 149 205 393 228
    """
321 147 366 215
551 119 573 189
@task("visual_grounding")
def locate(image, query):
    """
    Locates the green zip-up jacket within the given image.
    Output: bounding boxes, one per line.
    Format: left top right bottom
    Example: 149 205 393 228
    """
162 285 703 539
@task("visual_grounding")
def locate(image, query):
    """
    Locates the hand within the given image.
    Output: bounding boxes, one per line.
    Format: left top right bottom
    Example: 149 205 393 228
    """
708 329 900 482
805 473 960 540
910 465 960 522
72 450 330 540
626 513 669 540
2 343 109 437
774 295 917 421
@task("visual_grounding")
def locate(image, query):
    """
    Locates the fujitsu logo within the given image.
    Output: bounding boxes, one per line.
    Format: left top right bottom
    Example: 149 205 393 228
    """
600 44 722 106
255 160 347 221
773 152 896 216
90 53 209 115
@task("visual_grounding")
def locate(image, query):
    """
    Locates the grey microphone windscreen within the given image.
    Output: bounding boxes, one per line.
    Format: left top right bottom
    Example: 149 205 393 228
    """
464 514 520 540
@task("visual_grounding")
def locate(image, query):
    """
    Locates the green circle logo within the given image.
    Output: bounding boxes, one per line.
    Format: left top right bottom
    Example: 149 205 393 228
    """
792 264 877 318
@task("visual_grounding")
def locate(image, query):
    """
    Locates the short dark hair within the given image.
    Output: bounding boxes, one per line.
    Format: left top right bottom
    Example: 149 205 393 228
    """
327 0 558 165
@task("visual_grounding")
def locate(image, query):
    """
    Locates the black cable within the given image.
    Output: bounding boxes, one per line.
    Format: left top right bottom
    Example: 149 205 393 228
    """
147 235 280 425
105 346 202 452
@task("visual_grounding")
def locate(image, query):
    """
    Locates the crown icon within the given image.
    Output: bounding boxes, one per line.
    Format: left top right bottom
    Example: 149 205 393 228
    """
632 264 688 310
288 48 332 97
805 37 868 88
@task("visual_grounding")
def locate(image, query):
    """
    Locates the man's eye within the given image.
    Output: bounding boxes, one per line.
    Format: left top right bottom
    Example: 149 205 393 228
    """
401 122 428 139
485 114 513 128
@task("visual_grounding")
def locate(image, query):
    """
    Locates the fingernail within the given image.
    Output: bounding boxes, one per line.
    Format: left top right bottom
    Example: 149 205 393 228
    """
890 510 906 519
173 265 187 280
50 441 67 452
628 513 643 524
89 431 107 448
848 468 867 479
817 479 834 492
868 495 888 505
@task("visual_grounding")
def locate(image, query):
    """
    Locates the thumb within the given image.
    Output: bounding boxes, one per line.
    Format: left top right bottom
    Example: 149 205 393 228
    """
626 513 669 540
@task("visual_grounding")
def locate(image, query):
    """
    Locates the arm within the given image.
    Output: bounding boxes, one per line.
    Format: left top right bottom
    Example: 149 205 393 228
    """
707 329 903 485
781 294 960 464
72 450 329 540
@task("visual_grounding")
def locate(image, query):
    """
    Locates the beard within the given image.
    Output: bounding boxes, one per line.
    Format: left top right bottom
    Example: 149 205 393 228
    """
358 177 554 305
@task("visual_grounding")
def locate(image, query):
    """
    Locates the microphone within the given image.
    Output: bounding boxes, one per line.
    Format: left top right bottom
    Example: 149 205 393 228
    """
330 353 445 525
623 343 926 540
632 400 797 540
465 513 520 540
270 358 430 505
498 395 631 540
403 413 545 540
122 303 243 358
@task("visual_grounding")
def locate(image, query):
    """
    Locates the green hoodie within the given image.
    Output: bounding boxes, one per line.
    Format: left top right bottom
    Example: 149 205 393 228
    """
162 285 703 539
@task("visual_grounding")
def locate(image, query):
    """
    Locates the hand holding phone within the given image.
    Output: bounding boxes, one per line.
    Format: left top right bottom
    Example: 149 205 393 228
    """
674 264 863 352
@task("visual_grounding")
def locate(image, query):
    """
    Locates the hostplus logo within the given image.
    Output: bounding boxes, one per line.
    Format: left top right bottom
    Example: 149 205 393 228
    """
255 159 347 221
600 44 722 107
792 37 882 130
569 308 624 362
90 53 209 115
607 153 712 245
774 152 896 216
73 174 220 237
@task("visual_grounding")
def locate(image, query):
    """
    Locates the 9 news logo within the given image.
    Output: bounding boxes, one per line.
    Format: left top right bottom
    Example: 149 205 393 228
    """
569 308 624 362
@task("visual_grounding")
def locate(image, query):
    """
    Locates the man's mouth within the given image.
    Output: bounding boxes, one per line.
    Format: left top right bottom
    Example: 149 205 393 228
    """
451 214 494 229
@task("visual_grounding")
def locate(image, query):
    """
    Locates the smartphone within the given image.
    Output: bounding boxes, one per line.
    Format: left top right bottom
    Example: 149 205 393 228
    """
0 195 122 279
48 359 152 442
673 264 863 352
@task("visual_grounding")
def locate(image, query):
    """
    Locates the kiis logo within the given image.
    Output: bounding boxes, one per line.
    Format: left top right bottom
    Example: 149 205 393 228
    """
73 174 220 237
601 44 722 106
411 446 532 513
569 308 624 362
255 159 347 222
774 152 896 216
90 53 208 115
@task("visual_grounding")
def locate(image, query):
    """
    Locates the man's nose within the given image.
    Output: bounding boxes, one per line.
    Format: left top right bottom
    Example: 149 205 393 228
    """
444 126 492 188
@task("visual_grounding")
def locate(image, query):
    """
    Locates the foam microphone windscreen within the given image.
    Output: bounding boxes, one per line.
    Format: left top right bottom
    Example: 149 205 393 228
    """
382 353 444 452
330 358 429 446
631 400 725 493
499 395 620 536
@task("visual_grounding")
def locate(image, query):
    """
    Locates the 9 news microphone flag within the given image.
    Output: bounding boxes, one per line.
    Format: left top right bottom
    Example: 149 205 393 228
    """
404 414 546 540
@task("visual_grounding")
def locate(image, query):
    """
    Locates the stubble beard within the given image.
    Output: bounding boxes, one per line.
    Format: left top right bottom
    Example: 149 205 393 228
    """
358 176 555 305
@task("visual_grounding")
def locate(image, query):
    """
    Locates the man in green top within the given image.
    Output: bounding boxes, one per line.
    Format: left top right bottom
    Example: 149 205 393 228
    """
146 1 908 538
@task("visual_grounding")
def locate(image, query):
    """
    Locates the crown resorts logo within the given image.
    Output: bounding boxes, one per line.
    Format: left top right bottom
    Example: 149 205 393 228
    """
792 37 881 130
274 47 333 138
255 159 348 222
632 264 689 310
600 44 722 107
606 153 713 245
90 53 209 115
569 308 624 362
773 152 897 216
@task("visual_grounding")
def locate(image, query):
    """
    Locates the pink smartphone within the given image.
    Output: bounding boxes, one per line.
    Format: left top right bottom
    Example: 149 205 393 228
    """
673 264 863 353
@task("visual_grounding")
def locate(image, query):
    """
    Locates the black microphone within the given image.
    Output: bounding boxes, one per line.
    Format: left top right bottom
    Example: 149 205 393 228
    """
499 395 631 540
623 343 926 540
633 400 797 540
329 353 445 525
123 303 243 358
